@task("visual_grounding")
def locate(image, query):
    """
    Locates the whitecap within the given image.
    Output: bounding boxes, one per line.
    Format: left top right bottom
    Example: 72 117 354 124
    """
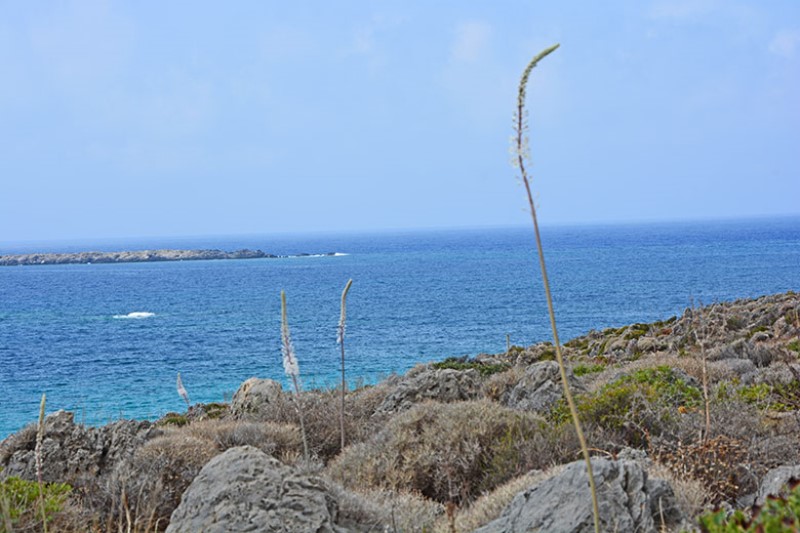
113 311 155 319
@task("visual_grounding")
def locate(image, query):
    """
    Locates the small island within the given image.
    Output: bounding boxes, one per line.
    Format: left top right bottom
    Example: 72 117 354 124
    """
0 249 340 266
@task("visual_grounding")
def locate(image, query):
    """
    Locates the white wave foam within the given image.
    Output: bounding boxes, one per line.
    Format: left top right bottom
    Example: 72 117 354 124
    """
333 252 349 256
113 311 155 319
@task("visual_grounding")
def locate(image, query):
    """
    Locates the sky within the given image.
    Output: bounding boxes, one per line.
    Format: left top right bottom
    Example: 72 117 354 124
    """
1 1 798 243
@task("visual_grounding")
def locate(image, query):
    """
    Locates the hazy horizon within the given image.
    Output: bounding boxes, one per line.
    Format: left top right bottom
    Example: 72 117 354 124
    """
2 1 798 242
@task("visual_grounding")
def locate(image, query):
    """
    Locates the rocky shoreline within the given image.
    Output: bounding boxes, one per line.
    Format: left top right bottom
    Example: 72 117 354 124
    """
0 248 339 266
1 291 799 532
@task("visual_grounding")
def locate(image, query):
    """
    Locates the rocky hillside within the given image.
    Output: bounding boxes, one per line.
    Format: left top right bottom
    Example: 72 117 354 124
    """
1 292 799 532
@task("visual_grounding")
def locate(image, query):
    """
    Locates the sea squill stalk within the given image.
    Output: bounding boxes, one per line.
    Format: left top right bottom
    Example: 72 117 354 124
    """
281 290 309 462
338 279 353 451
513 43 600 533
36 393 48 533
176 372 191 409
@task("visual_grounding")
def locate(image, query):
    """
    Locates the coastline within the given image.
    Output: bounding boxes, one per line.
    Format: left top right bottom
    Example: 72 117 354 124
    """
0 248 340 266
2 291 799 531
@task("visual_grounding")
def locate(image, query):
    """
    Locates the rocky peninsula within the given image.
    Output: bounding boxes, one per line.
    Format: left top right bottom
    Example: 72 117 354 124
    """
0 248 339 266
1 291 799 532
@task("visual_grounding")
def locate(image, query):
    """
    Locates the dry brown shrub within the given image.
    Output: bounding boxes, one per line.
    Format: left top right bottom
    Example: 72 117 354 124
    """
182 419 302 461
326 400 570 504
652 435 751 505
101 432 218 530
481 366 524 402
237 383 391 462
329 482 444 532
648 461 711 523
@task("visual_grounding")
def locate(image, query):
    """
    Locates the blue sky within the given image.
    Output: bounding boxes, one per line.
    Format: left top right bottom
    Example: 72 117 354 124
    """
1 1 798 242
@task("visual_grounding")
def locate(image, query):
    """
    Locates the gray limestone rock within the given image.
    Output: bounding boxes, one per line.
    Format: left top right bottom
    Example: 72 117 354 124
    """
0 410 156 485
166 446 345 533
505 361 585 413
473 458 682 533
376 367 480 414
757 464 800 505
230 377 284 418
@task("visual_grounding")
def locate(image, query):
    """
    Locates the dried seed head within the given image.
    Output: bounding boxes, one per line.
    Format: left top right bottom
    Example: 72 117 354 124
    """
281 291 300 379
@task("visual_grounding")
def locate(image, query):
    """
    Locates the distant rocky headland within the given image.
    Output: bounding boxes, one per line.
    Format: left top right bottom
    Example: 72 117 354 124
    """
0 249 339 266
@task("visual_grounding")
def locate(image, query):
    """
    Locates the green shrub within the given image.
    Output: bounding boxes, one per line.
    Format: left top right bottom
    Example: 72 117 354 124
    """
551 366 702 439
624 324 649 340
737 382 800 412
158 412 189 427
747 325 769 339
0 475 71 532
787 340 800 354
432 357 509 377
698 480 800 532
572 363 605 377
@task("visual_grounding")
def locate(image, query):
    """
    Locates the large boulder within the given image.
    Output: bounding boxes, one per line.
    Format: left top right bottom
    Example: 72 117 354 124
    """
757 465 800 505
504 361 585 413
473 458 682 533
230 378 284 418
166 446 345 533
0 410 156 485
376 367 480 414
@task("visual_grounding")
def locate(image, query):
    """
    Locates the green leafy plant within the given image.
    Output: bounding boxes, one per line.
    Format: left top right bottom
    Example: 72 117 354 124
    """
0 475 71 533
698 480 800 532
432 357 510 377
552 366 702 436
572 363 606 376
512 43 600 533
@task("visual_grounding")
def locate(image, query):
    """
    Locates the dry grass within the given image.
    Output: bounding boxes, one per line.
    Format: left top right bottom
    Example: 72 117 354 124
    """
327 400 569 504
648 462 711 524
230 382 391 463
431 466 565 533
330 483 444 532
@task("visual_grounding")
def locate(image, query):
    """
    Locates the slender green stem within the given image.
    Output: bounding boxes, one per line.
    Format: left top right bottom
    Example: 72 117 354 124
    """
515 44 601 533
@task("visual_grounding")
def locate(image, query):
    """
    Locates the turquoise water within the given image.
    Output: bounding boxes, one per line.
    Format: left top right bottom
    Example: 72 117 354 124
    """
1 217 799 438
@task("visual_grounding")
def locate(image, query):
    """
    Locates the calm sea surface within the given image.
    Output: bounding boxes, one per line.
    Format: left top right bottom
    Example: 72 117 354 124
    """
1 217 798 438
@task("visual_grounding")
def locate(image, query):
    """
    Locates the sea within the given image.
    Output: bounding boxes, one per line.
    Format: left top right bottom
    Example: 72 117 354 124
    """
1 217 799 439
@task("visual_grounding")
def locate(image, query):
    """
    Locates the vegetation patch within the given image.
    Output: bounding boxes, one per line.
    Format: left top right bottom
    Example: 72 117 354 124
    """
572 363 606 377
787 340 800 354
432 357 510 377
158 412 189 427
624 323 649 340
0 475 71 531
328 400 556 504
550 366 702 438
699 479 800 532
737 382 800 412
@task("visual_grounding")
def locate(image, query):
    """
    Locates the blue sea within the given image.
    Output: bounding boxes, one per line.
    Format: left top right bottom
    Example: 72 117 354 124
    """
1 217 799 439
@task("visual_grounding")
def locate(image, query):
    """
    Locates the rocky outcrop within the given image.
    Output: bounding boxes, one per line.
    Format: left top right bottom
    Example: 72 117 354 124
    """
166 446 345 533
504 361 585 413
473 458 682 533
230 378 284 419
376 366 481 414
0 248 341 266
757 465 800 505
0 410 157 485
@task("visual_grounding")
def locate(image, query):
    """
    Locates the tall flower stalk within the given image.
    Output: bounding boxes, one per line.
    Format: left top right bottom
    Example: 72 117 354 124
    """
338 279 353 451
176 372 191 408
281 290 309 461
513 43 600 533
36 393 48 533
